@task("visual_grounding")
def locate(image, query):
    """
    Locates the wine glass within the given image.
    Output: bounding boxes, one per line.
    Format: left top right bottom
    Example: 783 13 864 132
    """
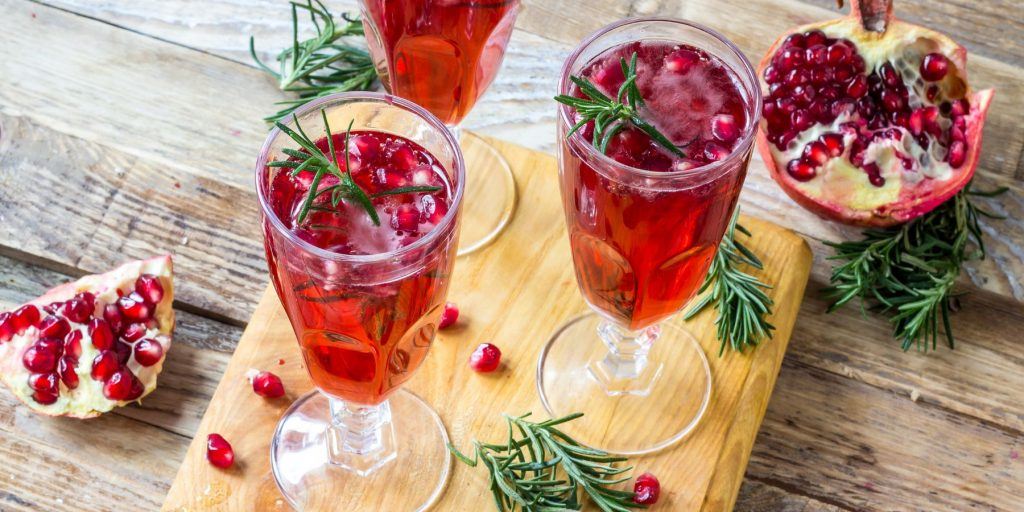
359 0 521 256
256 92 464 510
537 18 762 455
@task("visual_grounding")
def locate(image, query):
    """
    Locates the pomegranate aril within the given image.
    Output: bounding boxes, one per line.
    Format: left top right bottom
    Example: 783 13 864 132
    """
846 76 868 98
0 313 13 342
391 145 419 172
763 64 780 83
113 341 132 365
469 343 501 373
783 33 805 49
60 298 92 323
704 142 730 162
792 85 815 106
37 315 71 339
950 98 969 116
827 42 851 65
439 302 459 329
391 204 420 232
207 433 235 469
880 89 904 112
32 389 59 405
122 322 148 343
75 292 96 310
91 351 120 381
792 110 813 131
103 304 125 336
820 133 845 157
251 371 285 398
23 344 59 373
88 318 115 350
947 140 967 167
133 338 164 367
805 29 827 47
118 292 151 321
135 274 164 305
920 53 949 81
12 305 40 333
103 368 144 401
58 357 79 389
28 372 59 393
880 63 900 87
803 141 830 166
804 44 827 64
64 330 83 359
351 134 381 160
787 159 816 181
784 68 809 87
778 47 804 70
633 472 661 505
665 49 699 74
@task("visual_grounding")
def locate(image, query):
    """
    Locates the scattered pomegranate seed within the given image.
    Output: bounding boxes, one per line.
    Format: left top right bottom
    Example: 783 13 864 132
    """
0 313 13 342
38 315 70 339
251 371 285 398
12 305 40 333
133 338 164 367
135 274 164 305
58 356 79 389
121 322 148 343
278 358 285 365
633 472 661 505
920 53 949 82
23 343 59 373
88 318 114 350
63 330 83 359
438 302 459 329
103 368 144 401
91 351 120 381
469 343 501 373
206 433 235 469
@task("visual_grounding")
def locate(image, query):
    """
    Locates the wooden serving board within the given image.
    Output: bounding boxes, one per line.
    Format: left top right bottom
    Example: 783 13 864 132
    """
164 135 812 511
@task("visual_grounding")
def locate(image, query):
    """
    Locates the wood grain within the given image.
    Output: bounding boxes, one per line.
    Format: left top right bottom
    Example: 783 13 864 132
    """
164 137 813 511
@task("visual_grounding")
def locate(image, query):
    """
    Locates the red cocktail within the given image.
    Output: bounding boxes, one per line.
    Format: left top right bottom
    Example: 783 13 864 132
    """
258 93 464 510
538 19 762 455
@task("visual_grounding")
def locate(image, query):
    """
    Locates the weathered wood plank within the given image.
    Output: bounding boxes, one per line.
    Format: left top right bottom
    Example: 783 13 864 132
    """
737 478 847 512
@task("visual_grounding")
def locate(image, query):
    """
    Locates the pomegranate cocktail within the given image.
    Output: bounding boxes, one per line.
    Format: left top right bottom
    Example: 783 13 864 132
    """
559 41 752 330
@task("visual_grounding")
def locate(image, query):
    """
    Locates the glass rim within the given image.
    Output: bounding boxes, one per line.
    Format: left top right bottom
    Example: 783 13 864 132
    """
557 16 763 180
255 91 467 264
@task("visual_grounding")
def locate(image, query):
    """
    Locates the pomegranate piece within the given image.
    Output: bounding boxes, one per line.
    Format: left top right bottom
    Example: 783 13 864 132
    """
756 0 993 226
117 292 152 321
88 318 114 351
206 433 235 469
438 302 459 329
251 370 285 398
633 472 661 505
133 338 164 367
134 274 164 305
469 343 501 373
37 315 71 339
102 368 144 401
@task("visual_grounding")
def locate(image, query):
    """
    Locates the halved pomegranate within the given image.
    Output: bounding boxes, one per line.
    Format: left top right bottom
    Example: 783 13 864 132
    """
0 256 174 418
756 0 993 226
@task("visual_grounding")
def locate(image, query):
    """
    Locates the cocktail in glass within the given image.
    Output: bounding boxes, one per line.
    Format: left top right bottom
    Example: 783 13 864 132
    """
257 92 464 510
537 18 762 455
360 0 521 255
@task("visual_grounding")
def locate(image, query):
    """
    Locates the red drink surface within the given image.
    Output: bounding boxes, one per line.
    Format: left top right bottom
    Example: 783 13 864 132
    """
263 131 455 404
560 41 752 330
361 0 519 125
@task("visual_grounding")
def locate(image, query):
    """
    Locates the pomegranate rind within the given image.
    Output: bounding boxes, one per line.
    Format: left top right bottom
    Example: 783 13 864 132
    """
0 256 174 418
756 9 992 227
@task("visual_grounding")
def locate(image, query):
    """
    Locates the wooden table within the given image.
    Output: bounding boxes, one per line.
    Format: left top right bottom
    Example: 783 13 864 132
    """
0 0 1020 510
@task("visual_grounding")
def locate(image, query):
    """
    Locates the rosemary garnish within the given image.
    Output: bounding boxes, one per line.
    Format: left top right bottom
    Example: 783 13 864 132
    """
250 0 377 123
554 52 683 156
268 110 439 226
823 182 1008 351
684 207 775 355
449 412 643 512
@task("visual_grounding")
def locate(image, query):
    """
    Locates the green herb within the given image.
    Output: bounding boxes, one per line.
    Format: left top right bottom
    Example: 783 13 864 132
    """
554 52 683 157
268 110 439 226
823 182 1008 351
250 0 377 123
449 412 643 512
684 207 775 355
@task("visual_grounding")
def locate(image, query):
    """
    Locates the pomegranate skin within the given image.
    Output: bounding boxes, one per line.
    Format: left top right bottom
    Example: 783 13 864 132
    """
755 0 994 227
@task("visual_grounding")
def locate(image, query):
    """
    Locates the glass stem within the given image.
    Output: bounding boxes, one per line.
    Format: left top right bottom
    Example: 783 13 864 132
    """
587 321 664 396
326 397 398 476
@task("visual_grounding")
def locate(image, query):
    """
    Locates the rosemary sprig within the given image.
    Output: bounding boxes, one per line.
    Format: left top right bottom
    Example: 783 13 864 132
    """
554 52 683 156
449 412 643 512
684 207 775 355
269 110 439 226
250 0 377 123
823 181 1008 351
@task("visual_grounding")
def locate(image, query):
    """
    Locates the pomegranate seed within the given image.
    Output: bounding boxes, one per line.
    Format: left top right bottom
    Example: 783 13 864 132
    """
12 305 40 333
827 42 851 65
207 434 235 469
782 33 805 49
118 292 151 322
804 44 827 64
28 372 59 393
135 274 164 305
38 315 71 339
63 330 83 359
908 109 924 136
103 368 144 401
791 85 815 107
469 343 501 373
920 53 949 81
439 302 459 329
820 133 845 157
703 142 730 162
251 371 285 398
950 125 966 143
851 55 866 73
32 389 59 405
113 341 132 365
880 63 900 87
880 89 905 112
947 140 967 167
75 292 96 310
805 29 827 47
60 298 92 323
633 472 661 505
784 68 809 87
88 318 114 350
122 322 148 342
925 85 940 102
351 134 381 160
864 163 885 187
58 357 79 389
778 47 804 70
665 49 700 74
763 64 780 83
91 351 120 381
391 204 421 232
950 98 969 116
787 159 816 181
0 313 13 342
23 343 59 373
803 141 830 166
391 144 419 172
845 76 867 98
133 338 164 367
792 110 813 131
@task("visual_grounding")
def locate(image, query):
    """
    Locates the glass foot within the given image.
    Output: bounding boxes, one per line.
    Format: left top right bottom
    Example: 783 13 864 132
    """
271 389 451 511
455 131 517 256
536 313 712 455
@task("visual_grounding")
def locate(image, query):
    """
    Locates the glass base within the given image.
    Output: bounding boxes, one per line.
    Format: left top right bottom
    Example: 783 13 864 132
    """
455 131 517 256
536 313 712 455
271 389 451 511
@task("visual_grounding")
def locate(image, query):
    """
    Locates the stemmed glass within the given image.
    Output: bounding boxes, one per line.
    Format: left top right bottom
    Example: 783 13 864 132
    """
359 0 521 256
256 92 464 510
537 18 762 455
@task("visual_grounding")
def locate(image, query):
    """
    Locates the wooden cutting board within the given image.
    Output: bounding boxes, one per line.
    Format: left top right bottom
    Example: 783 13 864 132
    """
163 135 812 511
